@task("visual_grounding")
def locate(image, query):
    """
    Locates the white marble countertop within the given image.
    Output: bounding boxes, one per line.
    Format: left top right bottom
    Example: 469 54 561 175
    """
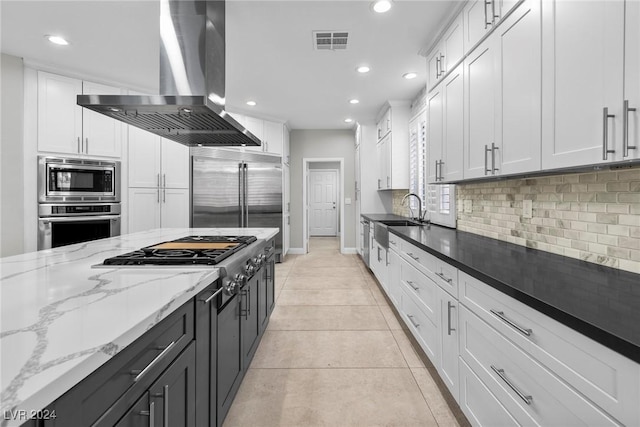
0 228 278 425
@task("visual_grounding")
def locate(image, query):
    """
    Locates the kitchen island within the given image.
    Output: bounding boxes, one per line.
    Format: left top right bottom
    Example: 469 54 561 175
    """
0 227 278 427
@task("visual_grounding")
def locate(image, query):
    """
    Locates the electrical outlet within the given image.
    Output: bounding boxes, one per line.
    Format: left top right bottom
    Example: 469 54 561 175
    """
464 199 473 214
523 199 533 219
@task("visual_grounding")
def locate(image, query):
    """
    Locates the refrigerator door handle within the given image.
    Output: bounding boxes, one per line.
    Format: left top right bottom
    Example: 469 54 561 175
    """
243 163 249 227
239 162 244 226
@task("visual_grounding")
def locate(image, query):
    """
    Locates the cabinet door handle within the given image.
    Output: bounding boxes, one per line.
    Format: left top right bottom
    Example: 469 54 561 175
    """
623 100 637 157
436 56 441 78
491 0 499 22
447 301 455 335
407 314 420 328
491 143 499 173
157 188 160 204
439 54 446 75
490 309 532 336
603 107 616 160
377 179 381 189
484 0 491 28
435 160 439 181
163 188 166 203
199 287 224 304
131 341 176 382
407 280 419 291
157 174 160 188
77 137 81 153
163 173 166 187
435 271 453 283
387 176 390 187
491 366 533 405
163 385 169 427
139 401 155 427
484 145 492 175
85 137 89 153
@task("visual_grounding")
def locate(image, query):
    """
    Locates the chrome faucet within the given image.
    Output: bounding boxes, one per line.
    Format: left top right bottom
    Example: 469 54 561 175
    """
402 193 425 222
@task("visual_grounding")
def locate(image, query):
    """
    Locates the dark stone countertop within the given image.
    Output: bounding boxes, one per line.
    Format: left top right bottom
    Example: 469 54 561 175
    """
382 222 640 364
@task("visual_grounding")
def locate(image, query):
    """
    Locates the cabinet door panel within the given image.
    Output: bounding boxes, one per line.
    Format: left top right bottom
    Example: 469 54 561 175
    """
128 188 161 233
439 292 459 400
496 0 541 175
37 71 83 154
217 296 242 425
244 117 264 152
625 0 640 160
161 139 190 189
541 0 625 168
464 0 491 51
427 88 443 183
262 121 284 156
82 81 122 157
149 343 196 427
114 392 150 427
443 14 464 73
443 66 464 181
427 49 441 90
128 127 161 188
161 189 189 228
464 43 496 179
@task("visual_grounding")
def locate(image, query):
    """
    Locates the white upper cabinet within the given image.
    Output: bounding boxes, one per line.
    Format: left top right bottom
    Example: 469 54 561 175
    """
463 41 497 179
283 124 291 165
427 87 444 184
262 121 284 156
161 139 190 189
81 81 123 157
128 128 189 189
375 102 410 190
464 0 519 51
541 0 625 168
624 0 639 161
494 0 541 175
427 13 464 91
37 71 123 157
464 0 541 179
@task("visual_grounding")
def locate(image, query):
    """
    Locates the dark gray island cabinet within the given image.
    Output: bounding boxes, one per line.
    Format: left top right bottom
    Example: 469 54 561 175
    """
27 256 275 427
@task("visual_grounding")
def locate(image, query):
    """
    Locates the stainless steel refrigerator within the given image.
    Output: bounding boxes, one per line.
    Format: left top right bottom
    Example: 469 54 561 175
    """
190 147 283 261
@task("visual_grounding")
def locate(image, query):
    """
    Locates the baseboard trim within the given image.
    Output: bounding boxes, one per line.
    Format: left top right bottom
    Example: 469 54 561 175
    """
341 247 357 254
288 248 305 255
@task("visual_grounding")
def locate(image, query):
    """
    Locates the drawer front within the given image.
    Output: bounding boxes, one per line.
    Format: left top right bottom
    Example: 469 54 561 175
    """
400 285 439 365
387 249 402 307
400 258 438 324
458 358 520 427
459 271 639 426
55 300 195 427
400 240 459 297
388 234 400 252
459 305 620 426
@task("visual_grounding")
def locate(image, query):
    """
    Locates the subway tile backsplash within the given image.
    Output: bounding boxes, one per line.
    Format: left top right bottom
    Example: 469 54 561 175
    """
456 166 640 274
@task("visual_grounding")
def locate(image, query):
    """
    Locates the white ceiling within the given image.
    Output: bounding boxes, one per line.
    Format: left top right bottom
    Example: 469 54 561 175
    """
1 0 457 129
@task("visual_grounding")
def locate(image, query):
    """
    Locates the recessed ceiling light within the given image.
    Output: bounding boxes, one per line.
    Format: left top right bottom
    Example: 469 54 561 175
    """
349 99 360 104
372 0 392 13
344 118 353 123
403 72 418 79
246 101 256 106
45 35 69 46
356 66 370 74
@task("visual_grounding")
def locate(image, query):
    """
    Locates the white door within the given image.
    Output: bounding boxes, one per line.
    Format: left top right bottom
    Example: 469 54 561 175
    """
308 170 337 236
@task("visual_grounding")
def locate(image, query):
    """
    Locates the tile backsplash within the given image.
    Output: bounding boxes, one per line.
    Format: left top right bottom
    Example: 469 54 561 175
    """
456 166 640 274
392 190 412 217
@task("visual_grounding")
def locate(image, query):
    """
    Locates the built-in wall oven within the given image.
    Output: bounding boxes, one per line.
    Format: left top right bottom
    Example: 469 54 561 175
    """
37 156 121 250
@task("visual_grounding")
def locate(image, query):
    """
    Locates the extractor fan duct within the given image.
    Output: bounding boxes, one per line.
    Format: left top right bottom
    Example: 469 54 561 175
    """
313 31 349 51
77 0 261 148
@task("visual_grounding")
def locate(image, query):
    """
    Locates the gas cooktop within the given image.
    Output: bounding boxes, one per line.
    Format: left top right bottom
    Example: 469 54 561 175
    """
102 235 257 266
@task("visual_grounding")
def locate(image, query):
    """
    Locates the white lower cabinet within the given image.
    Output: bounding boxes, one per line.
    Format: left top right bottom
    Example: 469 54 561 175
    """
459 304 619 426
128 187 189 233
378 234 639 427
459 358 520 427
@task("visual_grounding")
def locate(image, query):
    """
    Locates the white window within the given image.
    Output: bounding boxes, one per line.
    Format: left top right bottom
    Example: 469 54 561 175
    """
408 112 427 218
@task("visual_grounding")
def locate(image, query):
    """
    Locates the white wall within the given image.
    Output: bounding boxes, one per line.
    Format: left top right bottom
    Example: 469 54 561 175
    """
1 54 25 257
290 130 355 249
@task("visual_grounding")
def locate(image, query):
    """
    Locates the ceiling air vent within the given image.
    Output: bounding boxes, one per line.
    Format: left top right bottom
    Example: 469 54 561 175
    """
313 31 349 51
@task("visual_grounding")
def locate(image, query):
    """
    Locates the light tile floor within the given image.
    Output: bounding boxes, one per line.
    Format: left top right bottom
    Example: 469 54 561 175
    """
223 237 468 427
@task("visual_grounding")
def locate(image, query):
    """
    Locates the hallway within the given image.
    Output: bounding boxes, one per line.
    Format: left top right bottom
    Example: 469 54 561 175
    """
223 237 465 426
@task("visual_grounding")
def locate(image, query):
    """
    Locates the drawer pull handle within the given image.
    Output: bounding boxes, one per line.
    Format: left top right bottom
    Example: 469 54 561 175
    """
199 287 224 304
490 309 532 337
389 239 396 245
447 301 455 335
139 401 155 426
407 314 420 328
435 272 452 283
163 385 169 427
407 253 420 262
131 341 176 382
407 280 419 291
491 365 533 405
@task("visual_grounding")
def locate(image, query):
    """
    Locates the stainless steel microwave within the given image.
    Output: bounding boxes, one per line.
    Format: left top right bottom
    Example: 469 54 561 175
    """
38 156 121 203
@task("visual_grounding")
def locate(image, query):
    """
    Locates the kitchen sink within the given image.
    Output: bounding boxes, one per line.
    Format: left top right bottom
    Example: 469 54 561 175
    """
378 219 425 227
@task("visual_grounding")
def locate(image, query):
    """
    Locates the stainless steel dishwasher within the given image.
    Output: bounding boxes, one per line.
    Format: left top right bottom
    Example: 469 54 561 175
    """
361 218 370 267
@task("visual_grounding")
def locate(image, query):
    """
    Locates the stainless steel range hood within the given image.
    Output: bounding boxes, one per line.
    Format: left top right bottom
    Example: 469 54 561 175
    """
77 0 260 147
